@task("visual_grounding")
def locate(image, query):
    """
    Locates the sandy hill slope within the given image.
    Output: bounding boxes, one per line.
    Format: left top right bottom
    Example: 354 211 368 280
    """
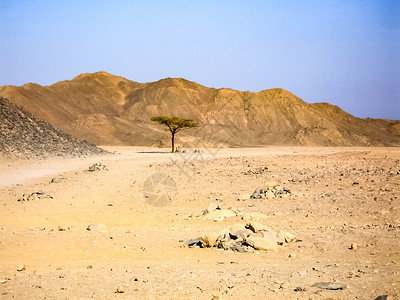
1 71 399 147
0 97 107 158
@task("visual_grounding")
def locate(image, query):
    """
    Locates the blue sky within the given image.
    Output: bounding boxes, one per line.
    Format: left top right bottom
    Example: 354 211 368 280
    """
1 0 399 119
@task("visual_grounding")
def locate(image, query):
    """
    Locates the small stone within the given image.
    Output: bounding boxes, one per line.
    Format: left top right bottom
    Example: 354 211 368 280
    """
87 265 93 269
115 286 125 293
86 223 106 231
294 287 306 292
311 282 347 290
17 265 25 272
51 177 61 183
250 189 263 199
0 280 7 284
175 273 186 278
349 243 358 250
58 225 67 231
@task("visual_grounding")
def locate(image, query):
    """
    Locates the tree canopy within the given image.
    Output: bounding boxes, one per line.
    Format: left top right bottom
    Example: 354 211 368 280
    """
150 116 198 152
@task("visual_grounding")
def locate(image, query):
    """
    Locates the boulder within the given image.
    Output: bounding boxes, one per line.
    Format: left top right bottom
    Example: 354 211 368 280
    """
246 221 272 233
218 240 250 252
216 229 231 243
203 209 236 221
375 296 394 300
229 223 247 233
245 235 278 251
311 282 347 290
229 229 250 241
276 230 296 243
200 232 221 247
249 212 270 221
262 232 281 243
184 238 202 248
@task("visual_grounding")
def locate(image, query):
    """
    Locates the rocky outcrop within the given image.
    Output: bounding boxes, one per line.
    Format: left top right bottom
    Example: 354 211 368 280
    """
0 97 108 158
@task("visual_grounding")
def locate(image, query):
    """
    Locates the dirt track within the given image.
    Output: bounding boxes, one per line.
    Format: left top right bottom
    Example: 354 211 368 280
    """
0 147 399 299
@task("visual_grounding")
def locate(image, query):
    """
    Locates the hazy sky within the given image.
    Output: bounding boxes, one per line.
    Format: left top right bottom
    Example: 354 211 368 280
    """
1 0 399 119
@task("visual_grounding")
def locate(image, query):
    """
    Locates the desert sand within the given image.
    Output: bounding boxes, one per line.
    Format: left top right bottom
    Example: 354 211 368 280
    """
0 146 399 299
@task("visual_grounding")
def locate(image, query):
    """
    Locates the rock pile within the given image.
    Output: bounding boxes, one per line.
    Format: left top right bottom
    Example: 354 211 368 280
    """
184 220 298 252
17 191 53 202
251 182 291 199
200 204 237 222
242 166 268 175
88 163 108 172
0 97 108 158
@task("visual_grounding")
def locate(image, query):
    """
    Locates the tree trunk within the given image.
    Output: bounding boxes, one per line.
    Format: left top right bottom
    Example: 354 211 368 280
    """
171 131 175 153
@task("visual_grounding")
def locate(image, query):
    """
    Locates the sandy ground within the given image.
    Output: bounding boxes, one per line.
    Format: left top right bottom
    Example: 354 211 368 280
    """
0 146 399 299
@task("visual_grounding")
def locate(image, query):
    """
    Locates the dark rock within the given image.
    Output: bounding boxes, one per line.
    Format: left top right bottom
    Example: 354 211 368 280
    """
229 230 248 241
184 238 202 248
375 295 394 300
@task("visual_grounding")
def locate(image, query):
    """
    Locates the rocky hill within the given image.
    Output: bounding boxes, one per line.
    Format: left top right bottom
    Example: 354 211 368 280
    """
0 97 107 158
1 72 399 147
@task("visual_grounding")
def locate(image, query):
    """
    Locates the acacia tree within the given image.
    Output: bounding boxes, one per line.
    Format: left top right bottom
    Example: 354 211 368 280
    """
150 116 198 153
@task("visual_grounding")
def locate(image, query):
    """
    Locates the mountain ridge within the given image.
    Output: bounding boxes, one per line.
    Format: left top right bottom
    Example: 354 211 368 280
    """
0 72 399 147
